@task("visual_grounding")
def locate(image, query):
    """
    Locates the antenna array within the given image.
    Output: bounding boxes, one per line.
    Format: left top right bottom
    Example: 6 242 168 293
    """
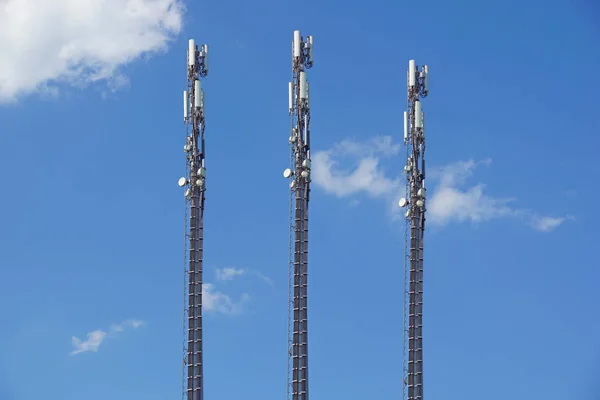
399 59 429 400
283 29 314 400
179 38 209 400
173 34 432 400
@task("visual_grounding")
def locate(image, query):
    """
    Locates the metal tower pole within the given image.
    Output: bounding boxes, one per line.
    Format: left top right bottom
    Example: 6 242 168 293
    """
180 38 209 400
400 60 429 400
284 29 314 400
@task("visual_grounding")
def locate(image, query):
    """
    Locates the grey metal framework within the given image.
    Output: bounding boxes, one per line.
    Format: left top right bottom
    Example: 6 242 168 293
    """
402 60 428 400
285 29 314 400
181 38 209 400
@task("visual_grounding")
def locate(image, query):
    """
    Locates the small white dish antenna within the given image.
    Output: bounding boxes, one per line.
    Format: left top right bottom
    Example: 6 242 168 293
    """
301 170 309 178
283 168 293 178
178 177 187 187
399 198 408 207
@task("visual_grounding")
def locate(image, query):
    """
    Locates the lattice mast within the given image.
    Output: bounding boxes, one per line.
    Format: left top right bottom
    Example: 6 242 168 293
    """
399 59 429 400
179 38 209 400
283 29 314 400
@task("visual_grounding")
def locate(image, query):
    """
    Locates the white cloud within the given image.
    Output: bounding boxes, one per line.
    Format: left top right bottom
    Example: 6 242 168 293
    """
215 267 274 285
0 0 184 103
253 271 274 286
312 136 570 232
207 267 271 314
202 283 249 316
427 159 571 231
70 330 107 356
70 318 145 356
215 267 246 281
427 158 517 225
312 135 401 199
530 215 572 232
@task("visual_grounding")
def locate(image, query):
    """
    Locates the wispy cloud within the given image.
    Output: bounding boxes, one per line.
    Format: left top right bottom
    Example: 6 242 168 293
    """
202 283 249 316
0 0 184 103
427 159 571 231
253 271 274 285
215 267 246 281
311 136 570 232
206 267 272 315
530 215 573 232
70 319 145 356
215 267 274 285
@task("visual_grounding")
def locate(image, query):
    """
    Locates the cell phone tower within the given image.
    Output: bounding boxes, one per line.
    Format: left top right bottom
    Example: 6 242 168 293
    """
178 38 209 400
283 29 314 400
398 59 429 400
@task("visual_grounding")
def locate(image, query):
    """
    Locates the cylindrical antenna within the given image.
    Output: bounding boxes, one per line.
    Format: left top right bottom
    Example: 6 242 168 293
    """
415 101 423 128
194 80 201 109
183 90 188 120
188 39 196 66
202 44 209 72
299 72 307 99
408 59 416 87
288 82 293 112
293 30 302 58
403 111 408 141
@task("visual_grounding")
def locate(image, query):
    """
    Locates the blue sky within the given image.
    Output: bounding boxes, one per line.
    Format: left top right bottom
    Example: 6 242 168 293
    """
0 0 599 399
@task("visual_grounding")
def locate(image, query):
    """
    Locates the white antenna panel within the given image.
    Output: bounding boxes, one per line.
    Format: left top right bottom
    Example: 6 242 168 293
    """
288 82 293 111
306 83 310 108
403 111 408 140
408 59 416 87
183 90 188 119
423 65 428 92
293 30 301 57
188 39 196 66
308 36 314 62
194 80 201 108
299 72 307 99
203 44 209 71
415 101 423 128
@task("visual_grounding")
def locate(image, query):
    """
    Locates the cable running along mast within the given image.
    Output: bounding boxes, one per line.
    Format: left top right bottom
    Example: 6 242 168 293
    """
283 29 314 400
179 38 209 400
399 59 429 400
